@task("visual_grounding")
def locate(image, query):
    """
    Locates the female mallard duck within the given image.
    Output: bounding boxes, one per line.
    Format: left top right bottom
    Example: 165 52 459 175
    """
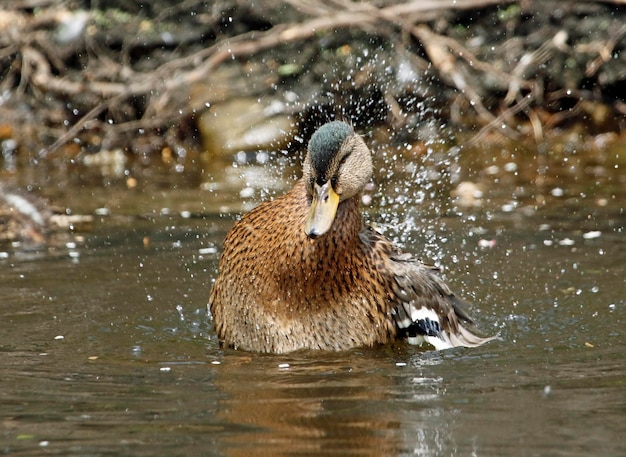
209 121 492 353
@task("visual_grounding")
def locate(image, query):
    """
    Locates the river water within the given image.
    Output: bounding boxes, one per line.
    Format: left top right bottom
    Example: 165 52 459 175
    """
1 132 624 456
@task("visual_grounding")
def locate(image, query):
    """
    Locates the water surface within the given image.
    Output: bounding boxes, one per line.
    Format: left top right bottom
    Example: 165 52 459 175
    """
1 136 624 456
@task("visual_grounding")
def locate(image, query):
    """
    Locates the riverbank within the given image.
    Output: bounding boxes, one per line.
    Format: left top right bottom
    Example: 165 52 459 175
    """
2 0 625 165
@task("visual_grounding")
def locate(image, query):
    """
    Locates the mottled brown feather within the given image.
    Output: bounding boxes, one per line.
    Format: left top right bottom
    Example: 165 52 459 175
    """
210 180 396 353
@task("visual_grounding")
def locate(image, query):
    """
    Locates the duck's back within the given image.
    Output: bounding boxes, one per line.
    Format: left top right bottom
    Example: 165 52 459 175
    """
209 180 397 353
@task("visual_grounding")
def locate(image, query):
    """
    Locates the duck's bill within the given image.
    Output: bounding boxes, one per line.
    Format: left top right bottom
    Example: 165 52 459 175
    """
304 182 339 238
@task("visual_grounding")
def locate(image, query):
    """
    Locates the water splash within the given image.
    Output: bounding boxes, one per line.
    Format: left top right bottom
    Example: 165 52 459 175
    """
370 122 458 266
233 37 463 266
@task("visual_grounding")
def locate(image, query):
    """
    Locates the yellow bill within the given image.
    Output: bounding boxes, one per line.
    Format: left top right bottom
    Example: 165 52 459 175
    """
304 181 340 238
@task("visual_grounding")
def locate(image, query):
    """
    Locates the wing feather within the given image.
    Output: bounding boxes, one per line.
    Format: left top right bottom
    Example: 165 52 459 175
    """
361 225 493 349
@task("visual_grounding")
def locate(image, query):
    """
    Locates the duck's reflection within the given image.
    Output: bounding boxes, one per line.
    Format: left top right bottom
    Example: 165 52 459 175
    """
211 349 455 456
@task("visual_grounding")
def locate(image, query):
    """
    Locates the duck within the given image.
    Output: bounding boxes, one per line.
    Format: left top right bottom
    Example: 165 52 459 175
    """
209 121 493 353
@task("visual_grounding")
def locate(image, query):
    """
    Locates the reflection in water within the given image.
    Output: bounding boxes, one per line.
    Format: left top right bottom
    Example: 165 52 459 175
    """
211 351 451 456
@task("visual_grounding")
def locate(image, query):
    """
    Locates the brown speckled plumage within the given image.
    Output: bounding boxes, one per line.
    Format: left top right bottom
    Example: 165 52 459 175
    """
209 121 492 353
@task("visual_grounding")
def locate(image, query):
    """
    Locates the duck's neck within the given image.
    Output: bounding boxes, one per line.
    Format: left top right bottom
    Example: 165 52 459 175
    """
334 196 362 237
307 195 363 250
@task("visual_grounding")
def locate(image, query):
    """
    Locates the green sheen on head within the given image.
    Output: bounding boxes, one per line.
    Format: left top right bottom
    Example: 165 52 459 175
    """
307 121 353 184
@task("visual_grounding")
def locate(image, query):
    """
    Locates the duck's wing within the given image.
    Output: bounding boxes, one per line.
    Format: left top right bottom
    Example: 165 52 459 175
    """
361 226 494 350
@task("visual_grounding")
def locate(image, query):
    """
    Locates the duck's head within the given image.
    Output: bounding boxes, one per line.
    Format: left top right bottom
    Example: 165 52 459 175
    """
302 121 373 239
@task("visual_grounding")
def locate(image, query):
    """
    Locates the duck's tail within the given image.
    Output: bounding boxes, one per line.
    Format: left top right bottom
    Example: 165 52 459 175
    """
394 295 495 350
391 260 495 350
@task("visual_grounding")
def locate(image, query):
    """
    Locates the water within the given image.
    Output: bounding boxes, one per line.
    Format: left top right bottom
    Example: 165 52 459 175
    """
1 136 624 456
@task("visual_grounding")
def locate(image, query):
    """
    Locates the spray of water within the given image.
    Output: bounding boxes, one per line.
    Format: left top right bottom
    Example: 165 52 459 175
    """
232 39 464 268
287 41 458 264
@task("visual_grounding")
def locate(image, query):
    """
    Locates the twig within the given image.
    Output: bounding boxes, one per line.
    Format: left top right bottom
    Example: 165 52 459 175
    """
468 93 535 147
39 97 117 158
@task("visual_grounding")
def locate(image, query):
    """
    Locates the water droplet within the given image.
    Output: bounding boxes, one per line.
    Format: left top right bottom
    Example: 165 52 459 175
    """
161 32 174 45
256 151 269 164
240 187 254 198
543 385 551 396
551 187 564 197
503 162 517 172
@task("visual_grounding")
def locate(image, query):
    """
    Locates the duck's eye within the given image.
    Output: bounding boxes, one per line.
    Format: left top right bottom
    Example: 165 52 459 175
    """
330 176 338 189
